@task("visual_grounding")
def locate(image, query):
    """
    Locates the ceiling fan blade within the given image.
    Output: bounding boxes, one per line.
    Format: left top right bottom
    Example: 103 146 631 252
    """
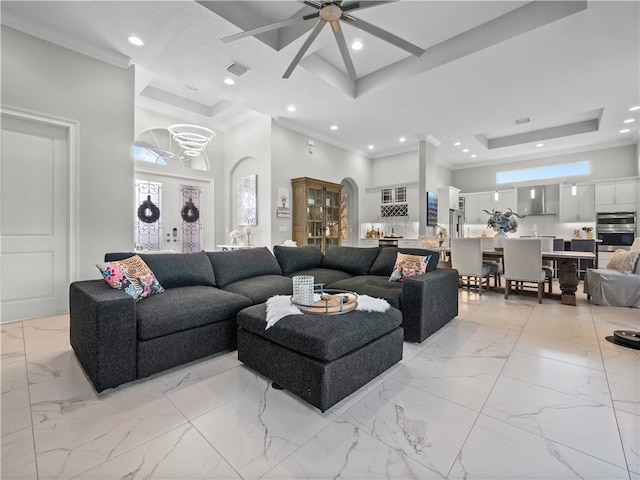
331 21 357 81
283 19 327 78
221 15 312 43
342 15 424 56
342 1 397 12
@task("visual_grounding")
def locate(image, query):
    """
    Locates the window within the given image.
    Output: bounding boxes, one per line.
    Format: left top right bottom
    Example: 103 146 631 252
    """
497 161 589 184
133 128 210 171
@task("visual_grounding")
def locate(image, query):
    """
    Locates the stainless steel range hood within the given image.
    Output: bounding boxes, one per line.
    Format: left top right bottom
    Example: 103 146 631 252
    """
517 185 559 216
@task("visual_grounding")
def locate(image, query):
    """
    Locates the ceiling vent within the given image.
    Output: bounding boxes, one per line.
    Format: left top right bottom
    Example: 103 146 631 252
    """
226 62 250 77
515 117 530 125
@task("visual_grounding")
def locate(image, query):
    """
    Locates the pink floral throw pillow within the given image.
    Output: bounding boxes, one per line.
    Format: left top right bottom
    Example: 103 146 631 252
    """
389 252 431 282
96 255 164 301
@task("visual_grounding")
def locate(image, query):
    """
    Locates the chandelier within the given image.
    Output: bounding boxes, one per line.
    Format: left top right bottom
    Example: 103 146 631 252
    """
168 124 216 158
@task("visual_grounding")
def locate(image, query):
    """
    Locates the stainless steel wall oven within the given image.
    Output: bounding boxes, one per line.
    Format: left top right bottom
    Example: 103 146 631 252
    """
596 212 636 251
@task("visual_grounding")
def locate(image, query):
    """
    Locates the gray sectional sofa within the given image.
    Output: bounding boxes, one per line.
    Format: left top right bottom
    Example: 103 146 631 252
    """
69 245 459 392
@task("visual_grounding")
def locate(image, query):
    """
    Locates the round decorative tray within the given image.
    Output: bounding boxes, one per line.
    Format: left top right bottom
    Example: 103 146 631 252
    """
292 289 358 315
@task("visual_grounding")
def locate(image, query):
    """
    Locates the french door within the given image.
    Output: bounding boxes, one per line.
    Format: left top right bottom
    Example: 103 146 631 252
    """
134 172 213 252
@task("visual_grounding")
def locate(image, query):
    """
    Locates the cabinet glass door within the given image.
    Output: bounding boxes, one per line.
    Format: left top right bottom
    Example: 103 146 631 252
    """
325 191 341 249
307 187 323 248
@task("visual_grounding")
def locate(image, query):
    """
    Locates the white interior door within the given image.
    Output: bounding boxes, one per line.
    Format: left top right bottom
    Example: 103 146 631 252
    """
134 173 213 252
1 114 69 322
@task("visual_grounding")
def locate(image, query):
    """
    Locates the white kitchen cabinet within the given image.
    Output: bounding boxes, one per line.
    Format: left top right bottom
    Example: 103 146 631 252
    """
461 194 486 223
491 189 517 213
398 239 418 248
560 184 595 222
463 191 511 224
594 179 638 212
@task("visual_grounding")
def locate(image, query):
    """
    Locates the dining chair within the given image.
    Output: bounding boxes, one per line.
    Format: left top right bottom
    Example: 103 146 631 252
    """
451 238 499 294
571 238 596 280
480 236 502 287
503 238 547 303
540 237 554 294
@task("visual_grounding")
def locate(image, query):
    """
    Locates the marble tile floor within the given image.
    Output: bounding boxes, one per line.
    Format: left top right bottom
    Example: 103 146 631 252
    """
2 283 639 479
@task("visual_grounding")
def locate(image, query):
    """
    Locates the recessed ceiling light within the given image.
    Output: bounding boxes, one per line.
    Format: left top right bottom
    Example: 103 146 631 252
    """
368 145 374 150
223 78 235 85
629 106 640 111
330 125 338 130
127 36 144 46
462 148 469 153
470 154 477 158
351 40 363 50
399 137 406 143
287 105 296 112
620 128 631 133
454 142 461 146
536 143 544 147
623 118 635 123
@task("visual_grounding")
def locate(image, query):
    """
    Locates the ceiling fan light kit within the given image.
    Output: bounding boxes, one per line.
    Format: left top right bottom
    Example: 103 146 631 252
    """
221 0 424 80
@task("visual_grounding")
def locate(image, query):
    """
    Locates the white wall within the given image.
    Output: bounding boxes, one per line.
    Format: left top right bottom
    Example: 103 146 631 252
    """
452 145 638 193
1 26 134 280
222 115 272 248
370 150 452 188
270 122 372 246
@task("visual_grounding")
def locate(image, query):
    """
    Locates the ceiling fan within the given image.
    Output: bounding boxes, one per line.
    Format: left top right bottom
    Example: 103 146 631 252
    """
220 1 424 80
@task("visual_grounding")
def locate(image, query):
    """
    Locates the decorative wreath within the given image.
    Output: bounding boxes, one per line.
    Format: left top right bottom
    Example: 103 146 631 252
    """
181 199 200 223
137 196 160 224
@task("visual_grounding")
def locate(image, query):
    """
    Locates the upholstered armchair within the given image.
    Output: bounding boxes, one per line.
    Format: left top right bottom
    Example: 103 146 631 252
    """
584 239 640 307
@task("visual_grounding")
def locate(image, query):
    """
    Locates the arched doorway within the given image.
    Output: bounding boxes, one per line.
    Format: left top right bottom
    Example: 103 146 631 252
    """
340 177 359 246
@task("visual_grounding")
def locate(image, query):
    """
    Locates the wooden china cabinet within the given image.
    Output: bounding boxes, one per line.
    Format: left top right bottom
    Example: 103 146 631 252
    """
291 177 343 253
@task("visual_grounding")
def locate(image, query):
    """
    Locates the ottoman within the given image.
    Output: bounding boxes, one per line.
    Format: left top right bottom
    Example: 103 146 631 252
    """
236 303 404 412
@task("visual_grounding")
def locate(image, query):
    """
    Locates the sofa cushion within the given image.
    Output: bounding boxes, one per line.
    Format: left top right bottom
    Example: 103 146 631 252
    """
207 247 282 287
222 275 293 304
141 251 216 288
237 303 402 362
104 251 216 288
328 275 402 309
96 255 164 302
273 245 324 275
135 286 252 341
369 247 439 276
322 246 380 275
286 267 353 286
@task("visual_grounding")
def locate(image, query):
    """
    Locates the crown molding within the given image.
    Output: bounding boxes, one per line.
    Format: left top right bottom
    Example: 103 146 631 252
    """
2 14 131 69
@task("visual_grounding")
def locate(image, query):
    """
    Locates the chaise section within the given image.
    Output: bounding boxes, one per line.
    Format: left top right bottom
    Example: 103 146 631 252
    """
328 276 402 308
401 268 460 342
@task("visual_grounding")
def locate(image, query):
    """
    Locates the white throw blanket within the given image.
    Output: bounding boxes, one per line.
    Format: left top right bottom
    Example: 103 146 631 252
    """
265 294 390 329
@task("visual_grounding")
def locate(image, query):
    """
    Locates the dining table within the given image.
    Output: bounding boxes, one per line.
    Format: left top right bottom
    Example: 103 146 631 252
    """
437 247 596 306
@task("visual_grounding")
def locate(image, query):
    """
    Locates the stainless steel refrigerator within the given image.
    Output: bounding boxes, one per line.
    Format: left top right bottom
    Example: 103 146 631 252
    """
449 209 464 239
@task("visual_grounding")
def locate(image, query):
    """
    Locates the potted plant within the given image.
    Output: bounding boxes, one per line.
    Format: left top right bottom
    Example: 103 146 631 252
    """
483 208 526 249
